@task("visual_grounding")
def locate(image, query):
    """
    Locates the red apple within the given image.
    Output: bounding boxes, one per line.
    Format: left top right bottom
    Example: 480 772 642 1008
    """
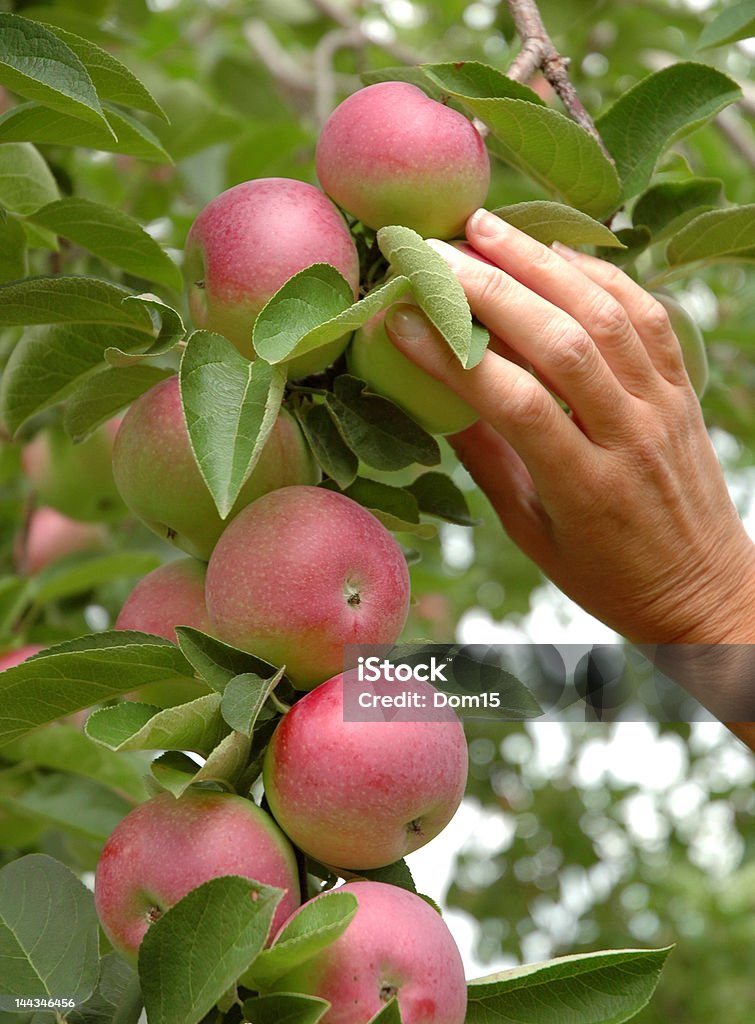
316 82 490 239
267 881 467 1024
0 645 44 671
94 789 300 963
22 418 124 523
112 376 320 560
16 506 108 575
184 177 360 375
205 486 410 689
263 672 468 869
115 557 211 643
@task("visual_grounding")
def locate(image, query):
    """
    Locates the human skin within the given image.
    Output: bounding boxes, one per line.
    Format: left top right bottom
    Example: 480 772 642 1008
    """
184 177 360 375
94 789 300 963
22 418 124 523
383 209 755 726
205 486 411 689
347 307 478 435
263 672 468 869
267 881 467 1024
115 557 212 643
112 376 320 560
17 506 108 575
316 82 490 240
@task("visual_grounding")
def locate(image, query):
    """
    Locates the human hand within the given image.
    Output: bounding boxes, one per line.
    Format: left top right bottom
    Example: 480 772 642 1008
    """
384 210 755 647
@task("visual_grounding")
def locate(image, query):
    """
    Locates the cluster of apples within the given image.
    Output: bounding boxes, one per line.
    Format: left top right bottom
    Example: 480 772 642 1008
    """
9 82 494 1021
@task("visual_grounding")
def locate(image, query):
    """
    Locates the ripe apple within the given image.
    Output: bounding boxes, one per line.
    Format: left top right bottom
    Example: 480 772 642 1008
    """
115 557 212 643
347 306 478 435
266 881 467 1024
94 789 300 963
263 672 468 869
16 506 108 576
205 486 410 689
184 177 360 375
112 376 320 560
316 82 490 239
0 645 44 671
652 292 709 397
22 418 124 523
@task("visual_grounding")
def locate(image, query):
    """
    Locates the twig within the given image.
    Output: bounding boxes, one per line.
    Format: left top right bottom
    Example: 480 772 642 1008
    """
313 27 365 126
713 109 755 171
505 0 614 163
309 0 424 67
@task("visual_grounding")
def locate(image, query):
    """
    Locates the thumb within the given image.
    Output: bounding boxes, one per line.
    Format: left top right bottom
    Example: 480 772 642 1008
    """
384 303 466 388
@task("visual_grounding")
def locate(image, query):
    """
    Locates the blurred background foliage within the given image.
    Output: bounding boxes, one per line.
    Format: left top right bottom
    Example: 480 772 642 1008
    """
0 1 752 1021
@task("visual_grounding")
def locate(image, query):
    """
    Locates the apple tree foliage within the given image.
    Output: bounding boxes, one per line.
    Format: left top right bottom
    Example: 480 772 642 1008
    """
0 0 753 1022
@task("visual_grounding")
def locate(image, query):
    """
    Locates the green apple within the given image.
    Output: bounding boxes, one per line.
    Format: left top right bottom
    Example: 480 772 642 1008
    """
347 307 478 435
653 292 709 398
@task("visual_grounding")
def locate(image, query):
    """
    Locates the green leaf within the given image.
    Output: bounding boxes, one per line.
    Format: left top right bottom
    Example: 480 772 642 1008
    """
86 693 229 756
28 551 161 608
253 266 409 367
0 276 154 331
67 953 142 1024
377 226 481 369
326 375 440 472
492 202 624 248
27 199 182 290
0 14 111 131
423 65 620 219
0 855 100 1006
325 477 435 538
151 730 252 797
0 100 172 162
0 215 27 283
107 296 185 366
1 723 149 802
405 471 478 526
596 227 652 268
296 402 359 490
632 178 725 240
697 0 755 49
367 1000 403 1024
221 669 285 736
244 891 357 990
0 632 197 747
3 774 132 843
466 947 673 1024
348 859 417 894
0 142 59 215
139 877 284 1024
596 64 741 200
241 993 330 1024
665 205 755 266
422 61 545 104
0 322 152 437
361 64 447 98
63 364 173 442
175 626 284 694
180 331 287 518
47 24 167 119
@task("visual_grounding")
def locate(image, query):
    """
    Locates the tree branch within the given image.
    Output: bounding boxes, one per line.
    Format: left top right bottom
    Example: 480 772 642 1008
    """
505 0 614 163
309 0 424 67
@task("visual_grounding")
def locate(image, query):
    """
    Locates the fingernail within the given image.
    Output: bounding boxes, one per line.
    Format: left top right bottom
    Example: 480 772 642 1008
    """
468 208 504 237
551 240 579 260
425 238 463 271
385 304 429 342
